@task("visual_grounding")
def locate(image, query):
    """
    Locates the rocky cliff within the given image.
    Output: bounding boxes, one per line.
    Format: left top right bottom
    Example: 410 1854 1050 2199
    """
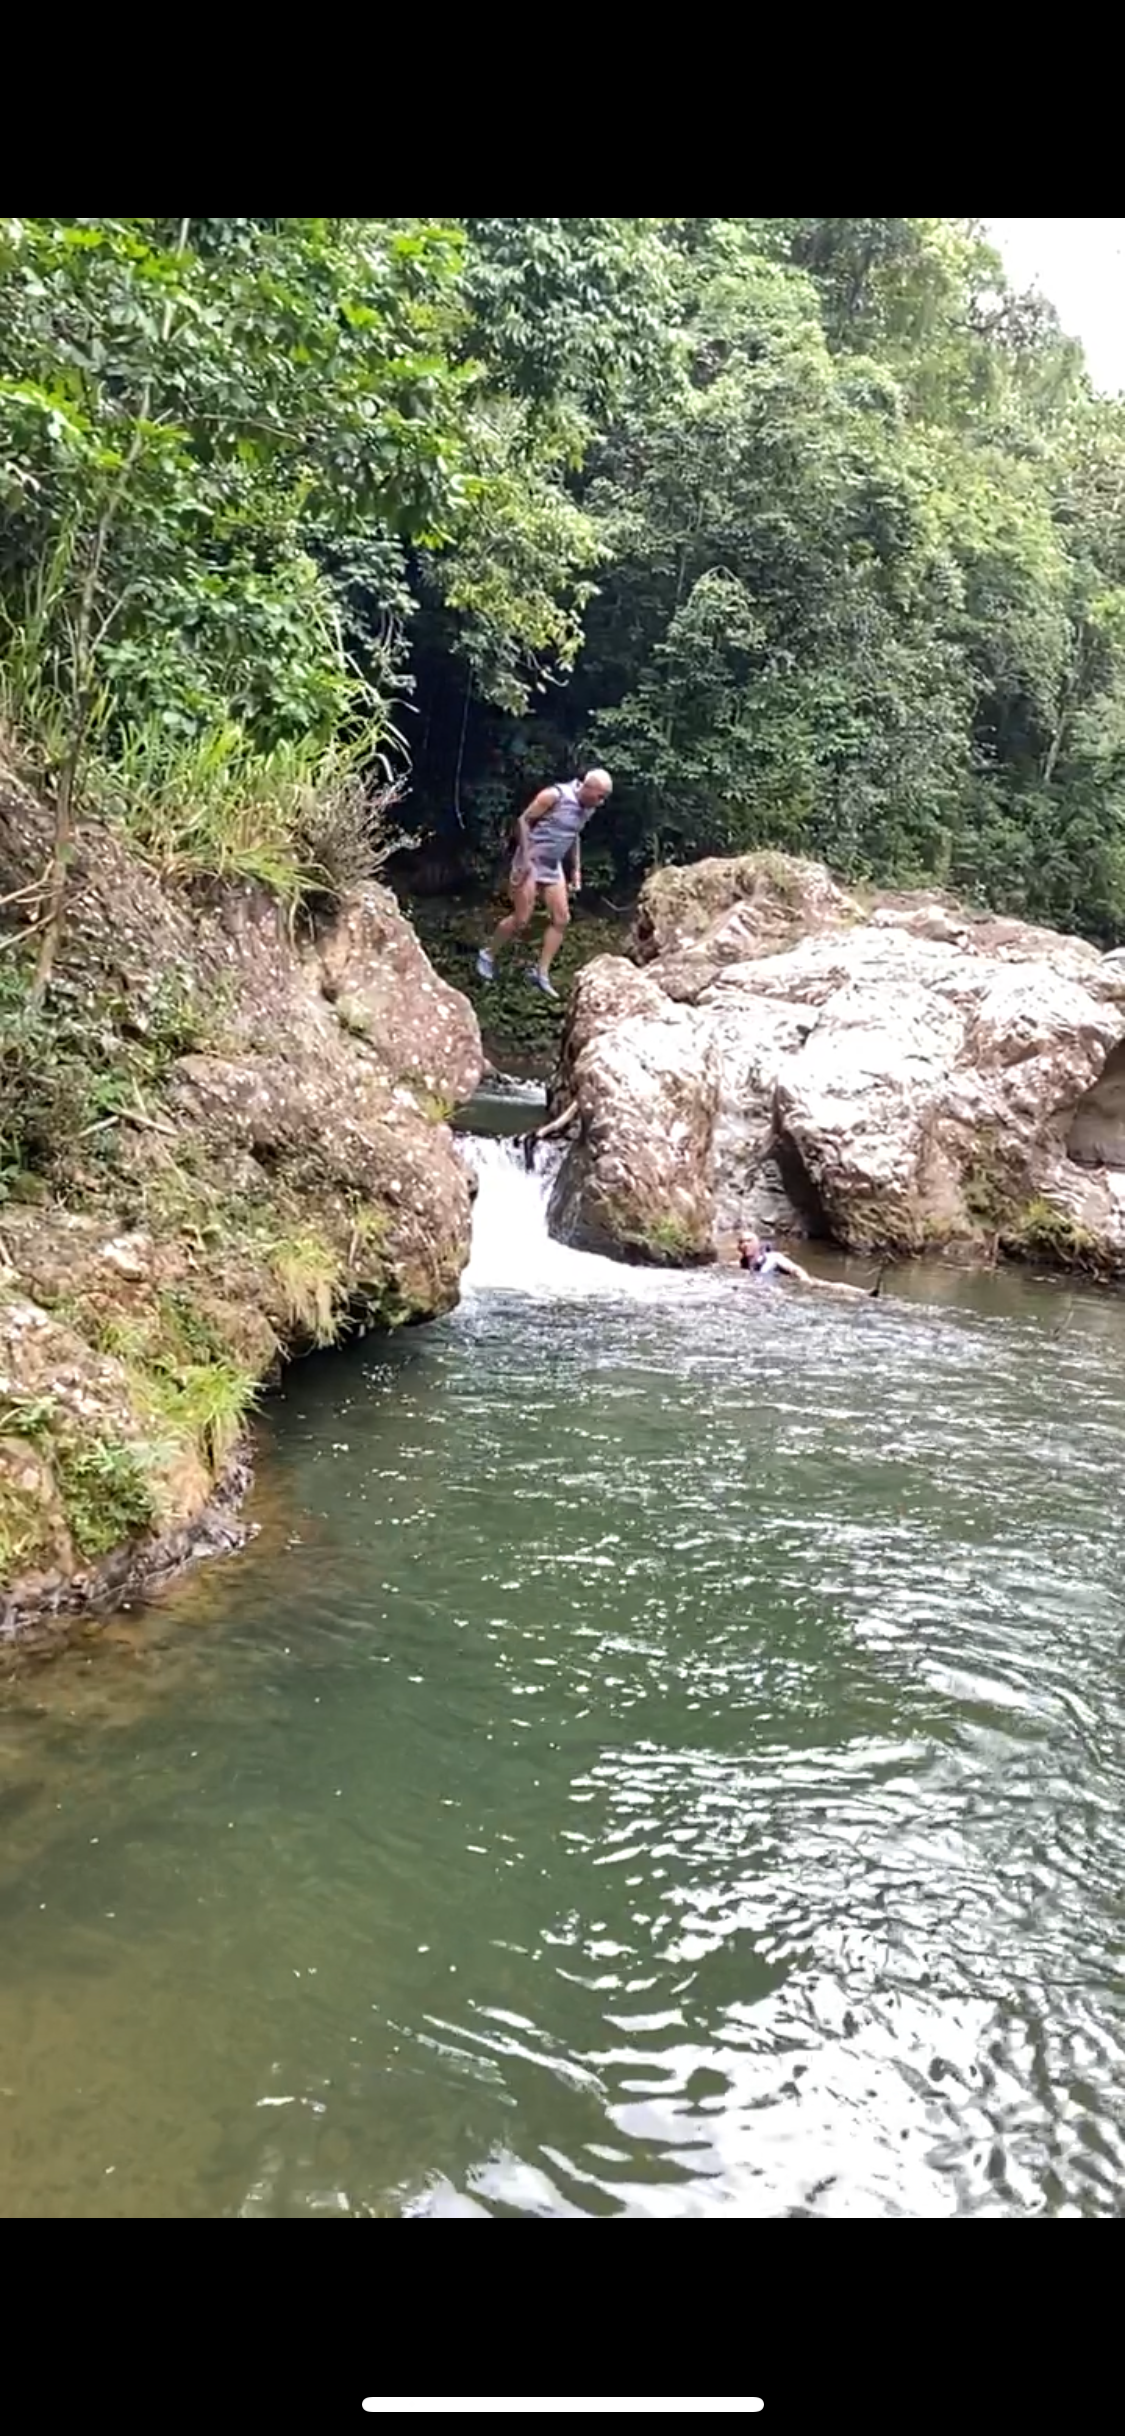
0 766 481 1634
548 853 1125 1274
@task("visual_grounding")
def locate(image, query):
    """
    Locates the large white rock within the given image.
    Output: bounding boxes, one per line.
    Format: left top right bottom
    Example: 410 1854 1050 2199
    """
551 855 1125 1271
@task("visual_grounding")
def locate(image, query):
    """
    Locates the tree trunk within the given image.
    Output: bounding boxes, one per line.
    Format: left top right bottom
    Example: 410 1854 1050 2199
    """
31 731 82 997
1042 640 1084 789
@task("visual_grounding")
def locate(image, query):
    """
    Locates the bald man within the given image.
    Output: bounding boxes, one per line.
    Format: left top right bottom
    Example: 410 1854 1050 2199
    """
739 1232 879 1300
477 768 613 1000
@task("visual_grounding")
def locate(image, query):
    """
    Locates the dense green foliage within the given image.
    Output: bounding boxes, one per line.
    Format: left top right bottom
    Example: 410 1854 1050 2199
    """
4 216 1125 944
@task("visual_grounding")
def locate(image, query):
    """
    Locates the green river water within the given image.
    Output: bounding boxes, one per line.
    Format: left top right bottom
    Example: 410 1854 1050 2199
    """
2 1106 1124 2218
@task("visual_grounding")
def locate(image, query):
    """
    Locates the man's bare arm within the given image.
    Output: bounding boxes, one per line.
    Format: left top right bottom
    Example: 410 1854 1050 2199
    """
781 1256 870 1299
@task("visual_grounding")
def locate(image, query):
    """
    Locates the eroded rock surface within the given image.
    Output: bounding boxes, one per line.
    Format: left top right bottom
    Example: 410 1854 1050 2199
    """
0 767 482 1628
550 853 1125 1273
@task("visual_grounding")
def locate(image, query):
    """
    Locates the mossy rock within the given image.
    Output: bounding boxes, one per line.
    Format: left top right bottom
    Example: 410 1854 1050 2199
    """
589 1193 714 1268
0 1435 74 1580
0 1391 159 1570
1001 1196 1104 1272
0 790 480 1618
334 995 374 1040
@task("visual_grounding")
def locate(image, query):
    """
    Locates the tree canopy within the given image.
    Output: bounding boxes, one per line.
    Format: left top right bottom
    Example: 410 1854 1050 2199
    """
3 215 1125 944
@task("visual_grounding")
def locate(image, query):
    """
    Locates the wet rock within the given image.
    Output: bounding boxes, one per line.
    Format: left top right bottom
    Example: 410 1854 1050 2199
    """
0 1435 76 1587
548 987 718 1263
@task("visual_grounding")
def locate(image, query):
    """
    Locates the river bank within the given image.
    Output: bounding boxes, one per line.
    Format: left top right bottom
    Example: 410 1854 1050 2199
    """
0 762 482 1638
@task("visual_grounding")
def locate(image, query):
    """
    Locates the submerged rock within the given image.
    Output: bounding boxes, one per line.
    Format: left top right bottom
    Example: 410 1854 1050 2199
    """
550 852 1125 1274
0 766 482 1629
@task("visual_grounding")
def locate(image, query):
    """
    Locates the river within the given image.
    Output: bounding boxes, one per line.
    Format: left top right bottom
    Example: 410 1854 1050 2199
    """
2 1114 1124 2217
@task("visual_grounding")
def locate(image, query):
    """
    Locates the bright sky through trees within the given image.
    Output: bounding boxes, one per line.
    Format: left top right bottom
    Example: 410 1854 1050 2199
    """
987 219 1125 393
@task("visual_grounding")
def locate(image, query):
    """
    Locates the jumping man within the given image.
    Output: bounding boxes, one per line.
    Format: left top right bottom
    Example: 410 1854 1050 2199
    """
477 769 613 1001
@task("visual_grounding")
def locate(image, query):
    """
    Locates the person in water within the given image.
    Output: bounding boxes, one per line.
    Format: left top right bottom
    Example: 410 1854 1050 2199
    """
738 1231 878 1299
738 1232 810 1282
477 769 613 1000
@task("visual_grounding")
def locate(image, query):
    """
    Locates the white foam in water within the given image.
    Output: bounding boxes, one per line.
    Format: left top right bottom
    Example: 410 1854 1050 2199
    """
460 1135 691 1302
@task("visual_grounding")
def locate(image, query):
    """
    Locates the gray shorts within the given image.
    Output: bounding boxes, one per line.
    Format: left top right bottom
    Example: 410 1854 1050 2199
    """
513 852 563 887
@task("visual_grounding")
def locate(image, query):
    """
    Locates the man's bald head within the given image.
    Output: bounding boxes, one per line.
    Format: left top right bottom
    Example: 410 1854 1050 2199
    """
578 768 613 807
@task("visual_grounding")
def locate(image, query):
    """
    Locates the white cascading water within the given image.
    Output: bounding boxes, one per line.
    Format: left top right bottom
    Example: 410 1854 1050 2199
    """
460 1135 682 1302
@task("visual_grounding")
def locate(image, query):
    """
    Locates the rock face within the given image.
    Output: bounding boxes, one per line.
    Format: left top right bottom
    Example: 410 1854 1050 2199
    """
545 962 718 1262
0 766 482 1629
549 853 1125 1274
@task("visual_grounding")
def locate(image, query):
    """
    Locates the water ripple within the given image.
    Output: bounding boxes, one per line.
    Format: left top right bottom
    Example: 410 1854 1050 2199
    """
1 1142 1124 2214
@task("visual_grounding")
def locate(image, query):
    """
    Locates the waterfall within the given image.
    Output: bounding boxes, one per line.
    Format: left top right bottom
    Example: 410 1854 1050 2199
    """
459 1136 693 1303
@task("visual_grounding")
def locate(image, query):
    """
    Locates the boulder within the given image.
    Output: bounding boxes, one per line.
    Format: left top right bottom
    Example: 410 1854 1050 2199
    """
552 852 1125 1273
0 767 482 1625
549 978 718 1263
633 852 862 964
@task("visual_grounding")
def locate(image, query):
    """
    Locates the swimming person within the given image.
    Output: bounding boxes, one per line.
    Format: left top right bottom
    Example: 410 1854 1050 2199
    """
739 1232 809 1282
738 1232 877 1299
476 769 613 1000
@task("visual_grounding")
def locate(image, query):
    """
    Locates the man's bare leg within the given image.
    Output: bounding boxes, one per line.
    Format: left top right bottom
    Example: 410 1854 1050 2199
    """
478 874 536 977
529 877 570 997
